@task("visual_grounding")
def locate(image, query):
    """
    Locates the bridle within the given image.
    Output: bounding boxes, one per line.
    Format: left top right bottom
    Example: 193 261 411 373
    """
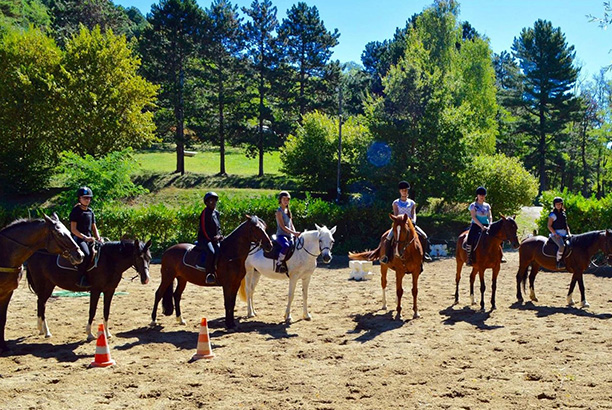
297 232 333 258
394 222 416 259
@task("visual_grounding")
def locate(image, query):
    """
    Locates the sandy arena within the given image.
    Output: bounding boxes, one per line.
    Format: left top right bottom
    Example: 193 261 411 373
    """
2 252 612 409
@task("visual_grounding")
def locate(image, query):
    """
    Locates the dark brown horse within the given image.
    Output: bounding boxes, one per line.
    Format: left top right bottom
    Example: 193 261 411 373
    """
349 214 423 320
455 216 520 311
0 214 84 353
151 216 272 329
516 230 612 307
26 239 152 341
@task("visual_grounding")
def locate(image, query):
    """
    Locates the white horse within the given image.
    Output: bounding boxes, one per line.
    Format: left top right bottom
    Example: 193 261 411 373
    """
239 224 336 323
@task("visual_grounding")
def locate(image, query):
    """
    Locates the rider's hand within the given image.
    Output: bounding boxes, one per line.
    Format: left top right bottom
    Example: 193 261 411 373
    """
295 232 301 237
85 236 95 243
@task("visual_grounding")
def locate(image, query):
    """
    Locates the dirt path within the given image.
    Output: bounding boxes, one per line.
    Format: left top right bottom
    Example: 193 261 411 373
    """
2 253 612 409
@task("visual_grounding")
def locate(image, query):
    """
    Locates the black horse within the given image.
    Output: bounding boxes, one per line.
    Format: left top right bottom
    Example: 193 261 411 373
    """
26 239 151 341
0 214 84 353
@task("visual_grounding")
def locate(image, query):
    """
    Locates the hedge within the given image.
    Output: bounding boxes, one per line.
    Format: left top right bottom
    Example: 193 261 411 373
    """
536 190 612 235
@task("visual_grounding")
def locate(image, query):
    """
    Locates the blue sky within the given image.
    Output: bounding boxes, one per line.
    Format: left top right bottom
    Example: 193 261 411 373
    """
115 0 612 80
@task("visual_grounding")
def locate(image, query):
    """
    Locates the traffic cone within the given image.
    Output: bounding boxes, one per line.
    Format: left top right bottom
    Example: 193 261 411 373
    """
90 324 116 368
191 317 215 360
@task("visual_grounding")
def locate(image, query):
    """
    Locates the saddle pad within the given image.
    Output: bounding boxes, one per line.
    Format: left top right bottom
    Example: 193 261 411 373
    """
183 245 206 271
542 238 559 258
263 238 295 262
56 248 100 272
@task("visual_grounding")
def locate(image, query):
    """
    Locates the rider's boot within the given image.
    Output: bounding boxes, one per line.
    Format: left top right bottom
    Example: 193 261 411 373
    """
276 254 288 273
76 273 91 289
556 252 565 269
205 253 217 284
465 244 473 266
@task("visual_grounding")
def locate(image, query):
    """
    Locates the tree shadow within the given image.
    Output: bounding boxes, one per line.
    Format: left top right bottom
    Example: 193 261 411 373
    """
3 338 89 362
439 305 504 330
509 301 612 319
347 310 407 343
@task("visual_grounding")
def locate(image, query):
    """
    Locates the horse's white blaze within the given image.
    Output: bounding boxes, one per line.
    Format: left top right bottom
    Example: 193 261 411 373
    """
395 225 401 257
244 226 335 322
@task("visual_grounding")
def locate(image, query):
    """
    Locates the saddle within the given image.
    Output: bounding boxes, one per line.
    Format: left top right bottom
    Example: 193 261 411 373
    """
183 245 206 271
461 229 484 252
262 235 296 273
57 242 101 272
542 236 571 259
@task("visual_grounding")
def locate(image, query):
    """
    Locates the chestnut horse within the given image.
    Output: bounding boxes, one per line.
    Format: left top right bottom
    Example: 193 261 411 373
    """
349 214 423 320
151 216 272 329
26 239 152 341
455 215 520 311
516 230 612 308
0 214 84 353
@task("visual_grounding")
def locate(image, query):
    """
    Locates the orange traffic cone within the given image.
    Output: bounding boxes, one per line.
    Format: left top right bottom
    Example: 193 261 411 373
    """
191 317 215 360
90 324 116 367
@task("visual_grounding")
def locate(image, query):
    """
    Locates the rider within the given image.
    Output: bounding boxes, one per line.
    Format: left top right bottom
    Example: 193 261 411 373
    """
380 181 432 264
275 191 301 273
196 192 223 284
70 187 102 289
465 186 492 266
548 196 571 269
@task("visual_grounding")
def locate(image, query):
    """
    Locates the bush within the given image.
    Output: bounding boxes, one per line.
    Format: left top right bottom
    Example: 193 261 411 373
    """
459 154 538 216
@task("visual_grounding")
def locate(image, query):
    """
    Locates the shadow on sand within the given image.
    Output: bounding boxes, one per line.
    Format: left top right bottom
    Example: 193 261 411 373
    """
439 305 504 330
347 310 409 343
509 301 612 319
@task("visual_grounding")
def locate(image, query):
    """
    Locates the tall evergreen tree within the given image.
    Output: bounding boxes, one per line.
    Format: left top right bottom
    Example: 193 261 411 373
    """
278 2 339 119
139 0 203 175
242 0 278 176
511 19 580 194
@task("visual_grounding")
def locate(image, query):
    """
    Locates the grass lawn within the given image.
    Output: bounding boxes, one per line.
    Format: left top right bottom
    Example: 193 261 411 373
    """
134 146 282 176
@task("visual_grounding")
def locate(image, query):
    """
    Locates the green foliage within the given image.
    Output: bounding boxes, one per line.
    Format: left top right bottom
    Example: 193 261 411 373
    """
536 190 612 235
459 154 538 216
281 112 372 194
0 26 62 192
0 0 51 31
59 26 158 157
55 148 148 210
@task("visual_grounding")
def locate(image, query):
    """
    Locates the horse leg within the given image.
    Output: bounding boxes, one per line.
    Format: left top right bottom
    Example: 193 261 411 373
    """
301 274 312 321
151 273 174 326
380 264 388 310
469 267 477 306
529 263 540 302
246 270 261 318
102 290 114 339
223 282 241 330
0 292 13 353
86 290 102 341
577 273 590 308
567 273 578 306
173 278 187 325
36 285 54 338
285 275 299 323
516 260 529 303
411 271 420 319
491 266 500 310
395 272 404 321
478 268 486 311
455 259 463 305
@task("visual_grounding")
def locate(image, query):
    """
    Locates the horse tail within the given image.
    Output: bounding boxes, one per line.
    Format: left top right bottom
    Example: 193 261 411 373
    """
162 279 174 316
238 278 247 302
349 248 380 261
25 264 37 294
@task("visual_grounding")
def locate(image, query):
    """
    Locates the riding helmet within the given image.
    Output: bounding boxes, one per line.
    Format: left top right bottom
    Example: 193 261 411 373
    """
77 186 93 198
278 191 291 201
204 191 219 203
476 186 487 196
553 197 564 205
398 181 410 190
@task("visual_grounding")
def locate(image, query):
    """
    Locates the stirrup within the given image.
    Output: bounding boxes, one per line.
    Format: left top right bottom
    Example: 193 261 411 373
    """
275 261 287 273
556 260 565 269
205 273 216 284
380 255 389 264
76 275 91 289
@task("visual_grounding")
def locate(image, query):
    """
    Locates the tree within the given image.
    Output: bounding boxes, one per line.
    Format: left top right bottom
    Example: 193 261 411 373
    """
139 0 203 175
0 26 62 192
0 0 51 31
59 26 158 158
242 0 279 176
511 19 580 194
278 2 340 119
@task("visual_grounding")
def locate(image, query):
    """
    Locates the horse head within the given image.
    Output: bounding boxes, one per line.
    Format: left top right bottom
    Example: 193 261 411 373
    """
499 214 520 249
603 229 612 264
314 224 336 264
133 239 152 285
43 213 84 265
246 215 273 252
389 213 414 258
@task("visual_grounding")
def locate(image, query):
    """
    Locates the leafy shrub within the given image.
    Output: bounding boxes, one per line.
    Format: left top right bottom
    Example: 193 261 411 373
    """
536 190 612 235
459 154 538 216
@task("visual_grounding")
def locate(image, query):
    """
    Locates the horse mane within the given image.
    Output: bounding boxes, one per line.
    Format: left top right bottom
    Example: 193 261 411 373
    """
569 230 603 249
102 239 138 256
223 215 260 243
1 218 43 232
487 218 504 237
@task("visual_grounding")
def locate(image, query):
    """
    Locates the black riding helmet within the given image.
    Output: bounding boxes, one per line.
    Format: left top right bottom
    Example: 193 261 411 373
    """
398 181 410 190
204 191 219 203
476 186 487 196
77 186 93 198
553 197 563 205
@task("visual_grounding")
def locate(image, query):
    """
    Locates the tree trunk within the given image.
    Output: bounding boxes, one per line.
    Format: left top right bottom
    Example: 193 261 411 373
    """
175 67 185 175
258 55 265 177
537 107 547 195
218 70 226 176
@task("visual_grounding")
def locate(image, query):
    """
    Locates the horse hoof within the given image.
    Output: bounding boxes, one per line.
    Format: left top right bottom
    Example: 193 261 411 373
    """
176 317 186 325
87 334 96 342
304 314 312 321
381 305 388 311
247 313 256 318
45 333 52 338
581 301 590 308
412 312 421 319
149 321 158 328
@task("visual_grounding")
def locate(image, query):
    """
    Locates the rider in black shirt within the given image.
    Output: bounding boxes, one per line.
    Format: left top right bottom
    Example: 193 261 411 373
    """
196 192 222 284
69 187 101 289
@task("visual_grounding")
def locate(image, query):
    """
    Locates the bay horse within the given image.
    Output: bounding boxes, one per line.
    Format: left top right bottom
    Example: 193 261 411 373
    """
455 215 520 311
516 230 612 308
0 214 84 354
151 215 272 329
349 214 423 320
26 239 152 341
238 224 336 323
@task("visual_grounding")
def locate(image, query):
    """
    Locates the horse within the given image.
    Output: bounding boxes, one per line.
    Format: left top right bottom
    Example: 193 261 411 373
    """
26 239 152 341
349 214 423 320
0 213 84 354
151 215 272 330
455 215 520 311
238 224 336 323
516 230 612 308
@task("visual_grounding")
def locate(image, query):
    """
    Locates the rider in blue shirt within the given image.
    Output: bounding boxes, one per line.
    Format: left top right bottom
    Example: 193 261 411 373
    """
465 186 492 266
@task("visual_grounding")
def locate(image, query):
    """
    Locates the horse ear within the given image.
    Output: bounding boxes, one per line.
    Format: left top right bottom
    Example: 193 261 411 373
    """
43 213 53 224
315 223 322 231
145 239 152 249
134 239 140 248
499 213 506 219
330 226 337 235
245 214 251 221
389 213 395 221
